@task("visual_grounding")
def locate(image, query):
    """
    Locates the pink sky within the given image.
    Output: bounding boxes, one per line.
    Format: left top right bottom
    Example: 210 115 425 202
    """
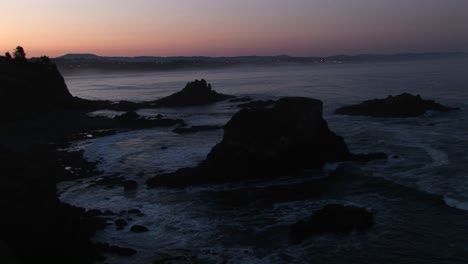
1 0 467 57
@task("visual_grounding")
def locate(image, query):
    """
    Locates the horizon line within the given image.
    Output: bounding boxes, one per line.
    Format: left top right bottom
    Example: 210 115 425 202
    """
52 51 467 59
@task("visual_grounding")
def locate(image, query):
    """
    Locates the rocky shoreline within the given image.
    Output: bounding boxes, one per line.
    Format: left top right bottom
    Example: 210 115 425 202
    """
1 52 463 263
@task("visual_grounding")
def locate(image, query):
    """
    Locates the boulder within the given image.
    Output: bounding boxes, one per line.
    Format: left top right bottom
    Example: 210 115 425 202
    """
115 219 128 228
123 180 138 190
290 204 373 244
130 225 149 233
147 97 377 187
153 79 234 107
335 93 458 117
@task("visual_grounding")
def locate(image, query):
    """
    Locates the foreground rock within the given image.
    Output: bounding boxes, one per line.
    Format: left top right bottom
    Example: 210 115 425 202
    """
0 147 105 263
335 93 458 117
290 204 374 244
153 79 234 107
147 97 384 187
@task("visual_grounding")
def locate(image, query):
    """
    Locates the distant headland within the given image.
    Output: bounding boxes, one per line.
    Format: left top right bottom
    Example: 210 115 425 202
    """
53 52 466 73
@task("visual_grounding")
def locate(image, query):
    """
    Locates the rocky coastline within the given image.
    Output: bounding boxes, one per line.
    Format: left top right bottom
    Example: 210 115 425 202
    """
1 51 462 263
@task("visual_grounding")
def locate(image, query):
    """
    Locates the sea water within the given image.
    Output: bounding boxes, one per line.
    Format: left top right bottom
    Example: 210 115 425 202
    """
59 57 468 264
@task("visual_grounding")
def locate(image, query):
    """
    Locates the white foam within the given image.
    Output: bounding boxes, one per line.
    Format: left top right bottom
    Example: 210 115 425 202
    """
420 145 449 168
444 196 468 212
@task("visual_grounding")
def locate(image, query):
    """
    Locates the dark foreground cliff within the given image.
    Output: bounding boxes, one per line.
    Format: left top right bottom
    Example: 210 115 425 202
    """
0 55 109 263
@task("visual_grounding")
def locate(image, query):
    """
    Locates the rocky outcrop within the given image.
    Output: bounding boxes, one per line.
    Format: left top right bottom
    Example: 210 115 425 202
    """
335 93 458 117
113 111 185 128
290 204 374 244
153 79 234 107
147 97 384 187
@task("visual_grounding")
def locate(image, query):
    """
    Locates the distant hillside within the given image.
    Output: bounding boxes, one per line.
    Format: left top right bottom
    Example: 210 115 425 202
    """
53 52 467 73
57 53 102 60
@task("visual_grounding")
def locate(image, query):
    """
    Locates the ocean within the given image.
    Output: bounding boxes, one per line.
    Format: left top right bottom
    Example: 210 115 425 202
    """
58 57 468 263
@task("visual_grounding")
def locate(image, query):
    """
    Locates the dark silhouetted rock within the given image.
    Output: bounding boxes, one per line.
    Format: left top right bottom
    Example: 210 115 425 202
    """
173 125 222 134
147 97 370 187
130 225 149 233
0 147 105 264
114 111 140 122
114 111 185 128
115 219 128 228
335 93 458 117
123 180 138 190
0 55 74 120
154 79 234 107
290 204 374 244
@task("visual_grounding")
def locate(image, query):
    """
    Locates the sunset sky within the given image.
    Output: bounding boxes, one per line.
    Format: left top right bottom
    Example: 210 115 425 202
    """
1 0 467 57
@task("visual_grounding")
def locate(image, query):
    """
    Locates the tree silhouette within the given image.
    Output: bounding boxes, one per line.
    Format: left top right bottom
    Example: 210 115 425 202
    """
13 46 27 61
5 52 12 60
39 56 51 64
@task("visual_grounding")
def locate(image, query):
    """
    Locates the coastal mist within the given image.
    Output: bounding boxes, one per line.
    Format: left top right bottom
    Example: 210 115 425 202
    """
58 57 468 264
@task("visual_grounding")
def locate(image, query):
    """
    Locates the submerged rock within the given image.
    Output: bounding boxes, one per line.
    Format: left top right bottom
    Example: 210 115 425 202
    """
290 204 374 244
114 219 128 228
335 93 458 117
130 225 149 233
147 97 382 187
153 79 234 107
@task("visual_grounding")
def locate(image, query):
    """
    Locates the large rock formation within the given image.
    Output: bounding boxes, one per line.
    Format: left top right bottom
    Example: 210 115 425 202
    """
147 97 381 187
335 93 457 117
75 79 235 111
153 79 234 107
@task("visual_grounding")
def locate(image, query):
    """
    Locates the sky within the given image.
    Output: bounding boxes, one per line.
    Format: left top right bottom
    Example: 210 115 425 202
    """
1 0 467 57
